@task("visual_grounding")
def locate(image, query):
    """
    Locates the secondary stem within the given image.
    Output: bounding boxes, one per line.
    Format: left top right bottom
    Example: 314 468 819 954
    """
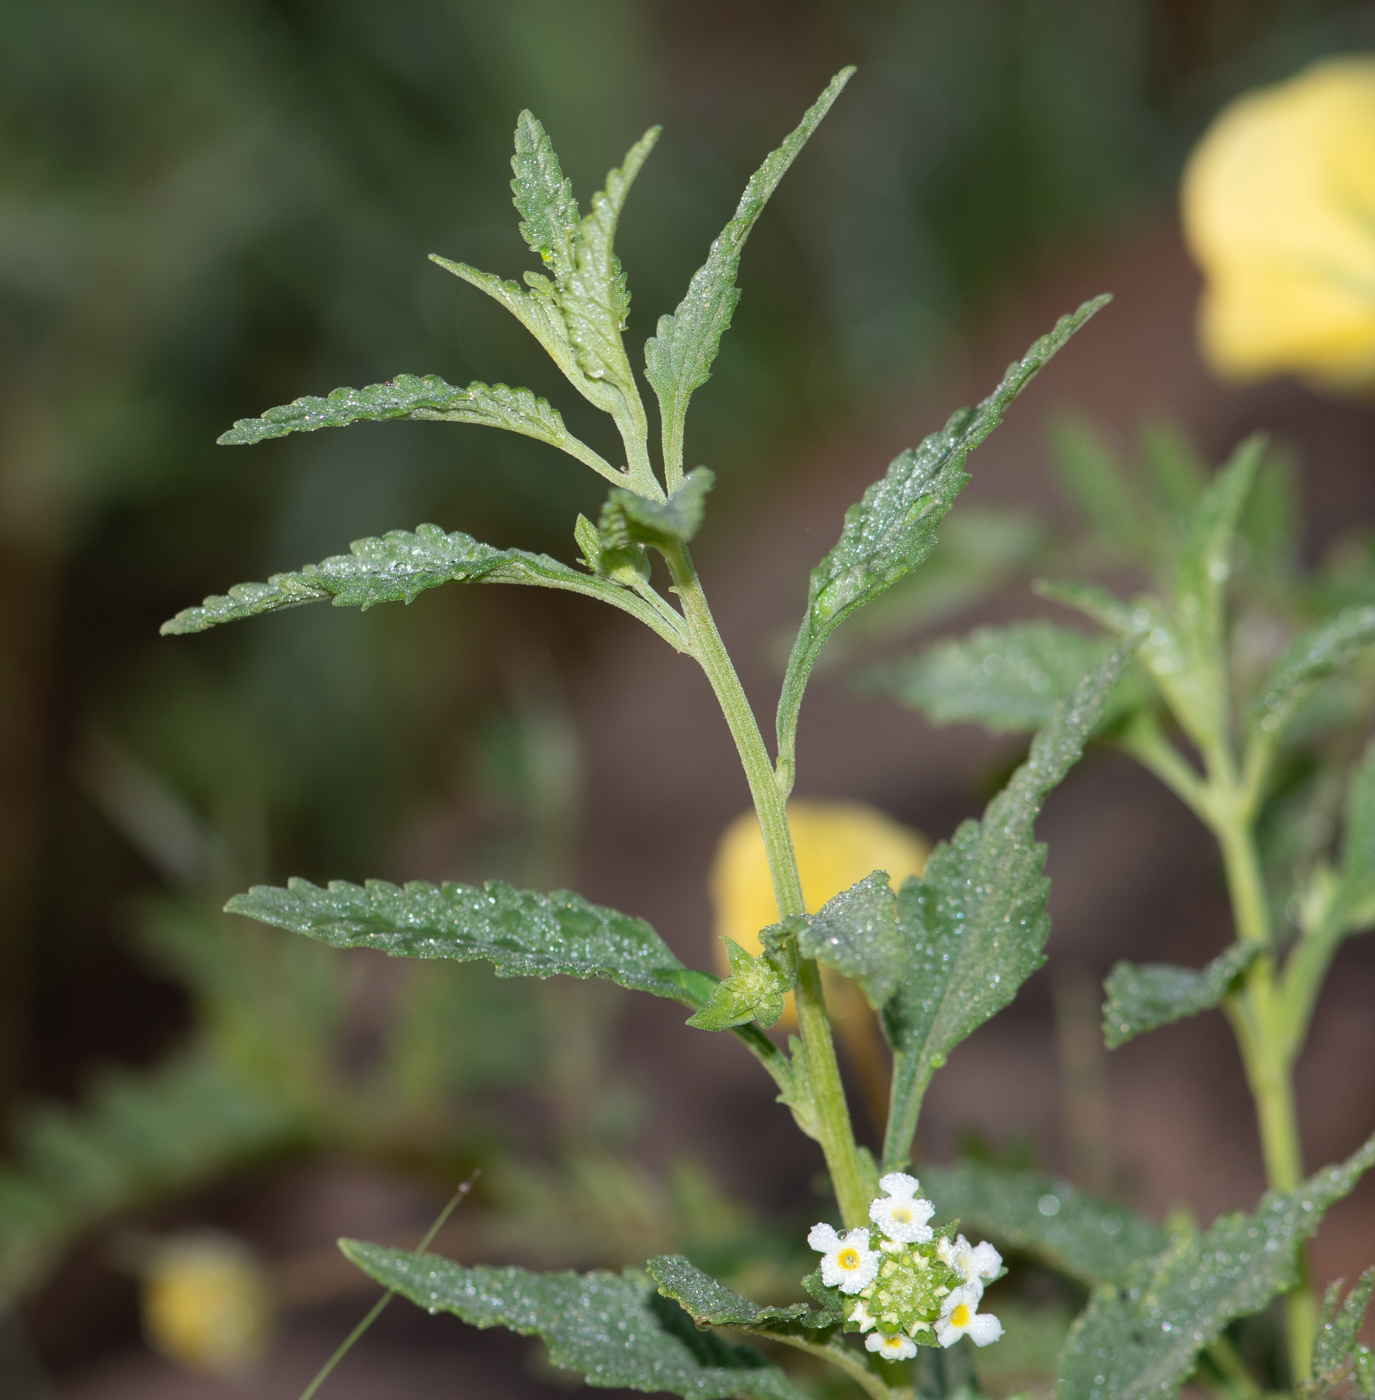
664 541 871 1229
769 1333 898 1400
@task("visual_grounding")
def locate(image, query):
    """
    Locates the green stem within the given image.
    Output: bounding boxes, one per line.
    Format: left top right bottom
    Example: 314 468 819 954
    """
766 1332 898 1400
664 540 870 1229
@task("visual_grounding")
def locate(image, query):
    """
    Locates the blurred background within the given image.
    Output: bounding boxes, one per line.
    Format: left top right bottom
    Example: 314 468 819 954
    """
6 1 1375 1395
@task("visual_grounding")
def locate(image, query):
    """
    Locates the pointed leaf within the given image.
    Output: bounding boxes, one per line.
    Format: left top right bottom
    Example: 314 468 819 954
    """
880 643 1135 1171
601 468 714 551
777 297 1109 793
645 69 853 481
647 1255 839 1338
225 877 698 1004
1049 417 1146 557
918 1161 1166 1287
1101 943 1259 1050
160 524 684 647
1057 1132 1375 1400
511 111 581 283
215 374 615 481
340 1244 802 1400
1312 1267 1375 1388
686 938 791 1030
860 622 1119 734
1338 739 1375 924
796 871 904 1009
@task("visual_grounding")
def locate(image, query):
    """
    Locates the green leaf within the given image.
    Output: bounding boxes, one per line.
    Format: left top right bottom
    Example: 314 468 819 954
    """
225 877 698 1005
860 622 1118 734
880 642 1135 1171
159 523 687 648
1311 1266 1375 1392
918 1161 1166 1287
215 373 616 480
776 296 1109 796
647 1255 839 1338
1338 739 1375 924
1247 605 1375 749
339 1244 803 1400
645 69 853 485
1057 1131 1375 1400
600 468 714 552
1100 943 1259 1050
796 871 904 1010
1049 417 1145 558
511 111 581 283
687 938 791 1030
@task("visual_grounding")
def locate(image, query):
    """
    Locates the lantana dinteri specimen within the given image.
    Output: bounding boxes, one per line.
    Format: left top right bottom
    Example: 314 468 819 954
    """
1183 55 1375 390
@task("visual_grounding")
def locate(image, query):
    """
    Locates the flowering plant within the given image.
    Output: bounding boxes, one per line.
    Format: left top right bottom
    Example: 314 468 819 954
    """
164 67 1375 1400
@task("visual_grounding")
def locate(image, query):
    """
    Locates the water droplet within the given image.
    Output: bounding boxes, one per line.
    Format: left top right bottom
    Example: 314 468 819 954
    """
1038 1195 1060 1217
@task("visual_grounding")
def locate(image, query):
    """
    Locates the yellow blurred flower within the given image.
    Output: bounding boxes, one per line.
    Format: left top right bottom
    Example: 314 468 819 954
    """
710 800 928 1028
1182 55 1375 390
141 1232 273 1375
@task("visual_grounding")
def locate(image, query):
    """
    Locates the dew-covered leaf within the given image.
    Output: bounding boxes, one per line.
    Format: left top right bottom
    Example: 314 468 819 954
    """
919 1161 1165 1287
1247 605 1375 750
1309 1266 1375 1396
860 622 1118 734
796 871 904 1010
600 468 714 552
645 69 852 482
777 297 1109 793
1101 943 1259 1050
511 111 581 283
225 877 698 1004
687 938 791 1030
216 374 614 479
160 524 683 645
340 1244 802 1400
1057 1132 1375 1400
647 1255 839 1338
880 643 1134 1171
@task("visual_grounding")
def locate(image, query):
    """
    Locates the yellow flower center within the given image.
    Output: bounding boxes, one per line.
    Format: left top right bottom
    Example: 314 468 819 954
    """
950 1303 972 1328
838 1248 861 1271
893 1206 911 1222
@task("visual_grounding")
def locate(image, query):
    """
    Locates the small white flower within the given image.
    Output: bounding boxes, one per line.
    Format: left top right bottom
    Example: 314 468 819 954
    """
866 1331 918 1362
936 1234 1002 1298
868 1172 935 1244
808 1223 879 1294
849 1300 878 1333
935 1285 1003 1348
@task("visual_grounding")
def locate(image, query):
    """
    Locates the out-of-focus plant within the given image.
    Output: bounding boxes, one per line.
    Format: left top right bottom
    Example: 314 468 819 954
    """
1183 54 1375 392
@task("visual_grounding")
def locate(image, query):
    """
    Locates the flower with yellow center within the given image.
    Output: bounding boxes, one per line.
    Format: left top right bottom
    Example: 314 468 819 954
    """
1182 55 1375 390
710 800 928 1023
808 1222 880 1294
935 1284 1003 1348
866 1331 918 1361
140 1231 274 1375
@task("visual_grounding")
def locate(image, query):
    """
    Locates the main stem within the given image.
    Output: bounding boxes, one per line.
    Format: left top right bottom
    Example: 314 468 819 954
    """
665 542 871 1229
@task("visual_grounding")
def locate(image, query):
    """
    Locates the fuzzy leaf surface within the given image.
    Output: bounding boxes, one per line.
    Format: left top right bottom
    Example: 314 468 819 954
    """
1248 605 1375 747
1057 1132 1375 1400
880 643 1134 1170
778 297 1108 789
647 1255 839 1338
600 468 714 551
1101 943 1259 1050
1310 1267 1375 1395
796 871 904 1009
511 111 581 282
645 69 852 479
686 939 791 1030
225 878 697 1004
340 1244 801 1400
861 621 1117 734
920 1162 1165 1287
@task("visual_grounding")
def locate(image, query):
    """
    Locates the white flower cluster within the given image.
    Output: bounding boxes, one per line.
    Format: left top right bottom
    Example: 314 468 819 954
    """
807 1173 1003 1362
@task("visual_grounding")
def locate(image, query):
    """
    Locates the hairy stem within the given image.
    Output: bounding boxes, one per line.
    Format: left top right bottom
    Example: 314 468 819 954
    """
766 1332 898 1400
664 540 870 1229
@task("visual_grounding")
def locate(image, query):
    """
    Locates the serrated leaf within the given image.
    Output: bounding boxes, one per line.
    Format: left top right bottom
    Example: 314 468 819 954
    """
511 111 581 283
1101 943 1259 1050
601 468 714 552
776 297 1109 794
796 871 904 1010
1311 1266 1375 1389
647 1255 839 1338
919 1161 1166 1287
339 1244 802 1400
225 877 698 1004
645 69 852 484
1248 605 1375 748
1049 417 1146 558
216 373 613 475
860 622 1118 734
880 643 1134 1171
687 938 791 1030
1056 1131 1375 1400
160 523 686 647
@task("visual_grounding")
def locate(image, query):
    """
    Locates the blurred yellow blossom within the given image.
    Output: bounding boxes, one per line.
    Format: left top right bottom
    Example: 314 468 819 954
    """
710 800 928 1029
141 1231 274 1374
1182 55 1375 390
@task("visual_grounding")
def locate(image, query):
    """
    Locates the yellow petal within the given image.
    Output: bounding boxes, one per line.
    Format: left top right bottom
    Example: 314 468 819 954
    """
1182 56 1375 386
